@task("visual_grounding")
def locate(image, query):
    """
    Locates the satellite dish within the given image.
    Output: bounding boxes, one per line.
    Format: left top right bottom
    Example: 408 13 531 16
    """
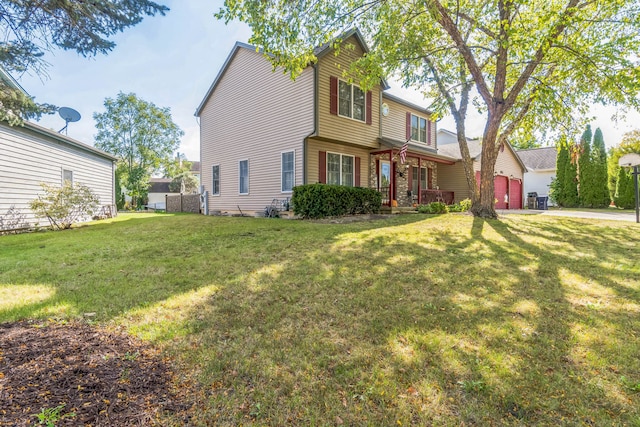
619 153 640 167
58 107 81 135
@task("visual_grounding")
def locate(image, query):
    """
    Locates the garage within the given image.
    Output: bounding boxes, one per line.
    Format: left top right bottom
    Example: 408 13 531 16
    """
474 172 522 210
510 179 522 209
494 175 508 209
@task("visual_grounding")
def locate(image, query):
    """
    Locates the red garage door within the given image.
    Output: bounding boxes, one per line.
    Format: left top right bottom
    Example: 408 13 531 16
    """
510 179 522 209
494 175 508 209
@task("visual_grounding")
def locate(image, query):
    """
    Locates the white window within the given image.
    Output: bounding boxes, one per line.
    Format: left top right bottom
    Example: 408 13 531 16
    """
212 165 220 196
239 160 249 194
281 151 295 192
410 114 429 143
338 80 366 122
62 169 73 185
327 152 354 186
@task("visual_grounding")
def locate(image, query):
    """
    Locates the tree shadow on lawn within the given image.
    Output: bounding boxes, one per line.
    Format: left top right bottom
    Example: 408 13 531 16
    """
2 214 639 425
166 215 640 426
0 213 428 323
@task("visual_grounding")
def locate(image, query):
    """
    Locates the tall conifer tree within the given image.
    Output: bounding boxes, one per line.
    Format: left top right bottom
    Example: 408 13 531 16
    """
591 128 610 207
614 167 635 209
578 125 594 206
564 142 580 207
551 138 569 206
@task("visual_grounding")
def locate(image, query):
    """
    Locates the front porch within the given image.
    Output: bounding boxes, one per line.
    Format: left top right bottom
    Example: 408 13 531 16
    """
370 145 456 208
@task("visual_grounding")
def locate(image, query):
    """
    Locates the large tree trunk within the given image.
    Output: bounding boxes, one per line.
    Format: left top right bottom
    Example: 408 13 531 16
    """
470 113 501 218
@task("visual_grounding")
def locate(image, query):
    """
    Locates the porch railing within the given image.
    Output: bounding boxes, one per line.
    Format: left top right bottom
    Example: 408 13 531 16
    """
421 189 455 205
379 186 390 205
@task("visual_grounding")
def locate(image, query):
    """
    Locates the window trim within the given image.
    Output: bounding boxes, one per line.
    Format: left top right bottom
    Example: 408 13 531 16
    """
281 150 295 193
62 169 73 185
337 79 366 123
211 164 220 196
410 113 429 144
326 151 355 186
238 159 249 195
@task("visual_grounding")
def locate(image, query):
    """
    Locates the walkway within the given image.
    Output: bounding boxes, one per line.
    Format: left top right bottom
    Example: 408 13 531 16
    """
497 208 638 223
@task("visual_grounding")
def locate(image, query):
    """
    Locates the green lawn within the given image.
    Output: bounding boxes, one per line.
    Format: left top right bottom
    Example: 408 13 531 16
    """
1 212 639 426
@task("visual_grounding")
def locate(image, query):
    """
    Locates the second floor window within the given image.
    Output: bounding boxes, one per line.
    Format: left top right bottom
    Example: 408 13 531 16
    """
338 80 366 122
411 114 428 143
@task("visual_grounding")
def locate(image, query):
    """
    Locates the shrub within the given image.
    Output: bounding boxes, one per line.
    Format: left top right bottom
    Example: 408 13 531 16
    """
418 202 449 214
291 184 382 219
448 199 471 213
30 182 100 230
0 205 29 234
459 198 472 212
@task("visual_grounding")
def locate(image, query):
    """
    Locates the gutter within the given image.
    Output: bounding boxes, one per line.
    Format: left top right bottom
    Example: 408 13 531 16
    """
302 63 319 185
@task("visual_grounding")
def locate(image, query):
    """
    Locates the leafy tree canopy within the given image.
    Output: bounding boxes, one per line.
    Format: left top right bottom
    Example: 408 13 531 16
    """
218 0 640 217
0 0 168 123
94 92 183 208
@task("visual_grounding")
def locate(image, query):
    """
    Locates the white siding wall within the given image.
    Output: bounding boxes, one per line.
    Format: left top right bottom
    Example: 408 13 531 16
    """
524 170 555 197
0 123 114 228
199 48 314 215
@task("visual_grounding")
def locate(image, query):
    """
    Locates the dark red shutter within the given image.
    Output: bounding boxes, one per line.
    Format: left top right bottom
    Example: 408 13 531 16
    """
428 168 433 189
355 157 361 186
319 151 326 183
375 159 380 188
366 91 372 125
329 77 338 115
407 166 413 192
406 112 412 140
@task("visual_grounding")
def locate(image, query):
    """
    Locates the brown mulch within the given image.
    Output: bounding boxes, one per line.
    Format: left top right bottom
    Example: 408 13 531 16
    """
0 320 195 426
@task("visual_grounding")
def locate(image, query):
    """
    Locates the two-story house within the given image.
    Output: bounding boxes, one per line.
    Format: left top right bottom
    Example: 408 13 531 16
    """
196 29 522 216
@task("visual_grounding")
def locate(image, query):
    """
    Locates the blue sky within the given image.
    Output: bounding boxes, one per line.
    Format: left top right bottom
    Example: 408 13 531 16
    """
17 0 640 162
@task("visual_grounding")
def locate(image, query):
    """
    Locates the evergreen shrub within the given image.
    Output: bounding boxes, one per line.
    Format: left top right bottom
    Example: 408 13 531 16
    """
291 184 382 219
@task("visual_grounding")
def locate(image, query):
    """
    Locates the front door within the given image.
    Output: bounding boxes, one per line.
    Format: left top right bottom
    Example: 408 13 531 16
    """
379 160 391 205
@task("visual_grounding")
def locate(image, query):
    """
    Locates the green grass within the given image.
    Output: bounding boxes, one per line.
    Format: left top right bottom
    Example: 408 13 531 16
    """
1 212 640 426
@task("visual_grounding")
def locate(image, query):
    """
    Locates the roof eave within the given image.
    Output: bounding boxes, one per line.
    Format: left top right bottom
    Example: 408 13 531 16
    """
17 121 117 161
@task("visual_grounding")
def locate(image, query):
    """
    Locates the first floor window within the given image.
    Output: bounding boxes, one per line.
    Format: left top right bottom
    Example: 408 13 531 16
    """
281 151 294 192
327 153 354 186
212 165 220 195
62 169 73 185
410 114 429 143
421 167 428 189
412 167 428 195
239 160 249 194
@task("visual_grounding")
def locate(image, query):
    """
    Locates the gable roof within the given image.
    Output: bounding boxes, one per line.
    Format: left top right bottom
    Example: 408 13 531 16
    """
516 146 557 171
195 28 389 116
0 67 28 95
382 92 432 116
436 130 527 172
436 137 483 159
2 120 117 162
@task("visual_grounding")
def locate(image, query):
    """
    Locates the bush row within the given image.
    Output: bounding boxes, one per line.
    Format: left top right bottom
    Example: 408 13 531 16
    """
417 199 471 214
291 184 382 219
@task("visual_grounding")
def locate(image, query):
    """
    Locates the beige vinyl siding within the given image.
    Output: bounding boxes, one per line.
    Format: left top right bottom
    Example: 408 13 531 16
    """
438 147 523 204
494 147 524 180
437 163 473 203
381 98 436 147
0 123 114 228
306 139 370 186
199 47 314 215
317 37 380 147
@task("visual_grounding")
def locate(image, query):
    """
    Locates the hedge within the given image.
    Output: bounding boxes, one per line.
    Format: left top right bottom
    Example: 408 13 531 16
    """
291 184 382 219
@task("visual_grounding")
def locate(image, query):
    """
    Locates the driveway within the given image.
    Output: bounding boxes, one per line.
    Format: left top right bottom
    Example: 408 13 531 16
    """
497 208 638 223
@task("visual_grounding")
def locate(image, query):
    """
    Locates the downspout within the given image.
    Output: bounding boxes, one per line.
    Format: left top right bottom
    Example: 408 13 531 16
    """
302 62 319 185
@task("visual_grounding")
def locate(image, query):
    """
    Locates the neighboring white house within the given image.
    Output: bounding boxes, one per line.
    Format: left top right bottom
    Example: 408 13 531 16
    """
516 147 557 205
0 69 117 231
